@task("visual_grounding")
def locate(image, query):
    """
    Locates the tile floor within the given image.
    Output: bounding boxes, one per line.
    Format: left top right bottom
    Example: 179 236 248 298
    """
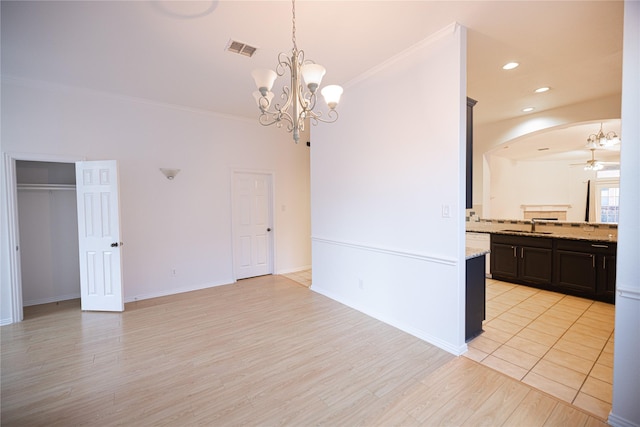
464 278 614 420
281 270 614 420
282 269 312 288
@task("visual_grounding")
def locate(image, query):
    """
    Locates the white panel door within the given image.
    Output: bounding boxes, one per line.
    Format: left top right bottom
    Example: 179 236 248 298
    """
233 172 273 279
75 160 124 311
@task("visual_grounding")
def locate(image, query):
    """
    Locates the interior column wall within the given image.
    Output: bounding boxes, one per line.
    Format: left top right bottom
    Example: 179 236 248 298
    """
609 1 640 425
311 23 468 354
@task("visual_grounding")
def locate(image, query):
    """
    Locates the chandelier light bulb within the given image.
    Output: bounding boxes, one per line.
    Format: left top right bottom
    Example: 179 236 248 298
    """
321 85 343 109
300 63 326 93
251 69 278 95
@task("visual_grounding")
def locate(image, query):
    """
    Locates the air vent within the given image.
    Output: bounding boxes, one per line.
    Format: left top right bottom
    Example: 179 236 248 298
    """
226 39 258 57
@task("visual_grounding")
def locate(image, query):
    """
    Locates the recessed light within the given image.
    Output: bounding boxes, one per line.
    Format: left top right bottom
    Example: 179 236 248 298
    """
535 87 550 93
522 107 535 112
502 62 519 70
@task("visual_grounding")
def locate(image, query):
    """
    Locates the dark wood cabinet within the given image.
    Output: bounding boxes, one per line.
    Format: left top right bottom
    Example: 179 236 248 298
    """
491 242 518 279
466 254 486 341
490 233 616 303
466 97 477 209
554 250 597 293
600 253 617 300
554 239 616 302
490 234 553 286
520 246 553 284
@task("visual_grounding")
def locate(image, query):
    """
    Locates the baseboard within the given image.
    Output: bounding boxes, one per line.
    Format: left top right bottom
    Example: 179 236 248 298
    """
23 293 81 307
277 265 312 275
124 280 234 303
608 412 639 427
311 284 467 356
1 317 14 326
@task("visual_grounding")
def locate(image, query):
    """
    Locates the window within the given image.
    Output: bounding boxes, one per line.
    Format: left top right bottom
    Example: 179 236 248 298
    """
596 169 620 179
595 177 620 223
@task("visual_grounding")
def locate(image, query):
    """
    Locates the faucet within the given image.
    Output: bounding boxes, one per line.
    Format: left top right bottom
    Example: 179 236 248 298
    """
531 217 552 232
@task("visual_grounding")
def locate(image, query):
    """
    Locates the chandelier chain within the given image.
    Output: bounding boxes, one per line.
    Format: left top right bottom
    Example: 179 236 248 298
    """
291 0 297 51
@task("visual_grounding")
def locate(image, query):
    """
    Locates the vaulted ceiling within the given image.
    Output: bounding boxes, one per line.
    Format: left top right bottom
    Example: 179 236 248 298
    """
1 1 624 161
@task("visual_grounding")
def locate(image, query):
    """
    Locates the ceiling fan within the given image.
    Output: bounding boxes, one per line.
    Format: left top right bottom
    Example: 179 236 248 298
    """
571 148 620 171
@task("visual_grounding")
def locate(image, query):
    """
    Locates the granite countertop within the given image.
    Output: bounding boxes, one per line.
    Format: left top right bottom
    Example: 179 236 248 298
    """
466 220 617 243
466 247 490 260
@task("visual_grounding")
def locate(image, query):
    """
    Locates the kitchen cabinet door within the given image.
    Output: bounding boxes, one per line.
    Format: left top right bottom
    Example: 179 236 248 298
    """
598 253 617 301
491 243 518 279
554 250 597 293
520 246 553 284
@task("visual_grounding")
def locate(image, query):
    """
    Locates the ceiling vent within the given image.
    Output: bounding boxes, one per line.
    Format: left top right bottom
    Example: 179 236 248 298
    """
226 39 257 58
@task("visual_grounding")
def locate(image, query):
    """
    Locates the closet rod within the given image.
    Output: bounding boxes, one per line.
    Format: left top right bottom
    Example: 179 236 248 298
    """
17 184 76 191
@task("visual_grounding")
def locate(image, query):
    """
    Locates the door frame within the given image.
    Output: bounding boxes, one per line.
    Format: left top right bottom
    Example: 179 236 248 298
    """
230 169 276 281
3 152 84 323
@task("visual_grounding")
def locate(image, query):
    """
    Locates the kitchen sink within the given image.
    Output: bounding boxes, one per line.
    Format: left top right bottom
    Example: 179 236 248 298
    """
500 229 553 235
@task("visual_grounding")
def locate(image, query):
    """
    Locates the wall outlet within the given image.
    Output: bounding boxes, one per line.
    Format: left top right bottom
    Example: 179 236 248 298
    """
172 268 177 276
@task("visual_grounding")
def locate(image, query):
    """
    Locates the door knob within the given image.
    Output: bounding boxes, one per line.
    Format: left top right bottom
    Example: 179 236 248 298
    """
267 228 272 232
111 242 123 247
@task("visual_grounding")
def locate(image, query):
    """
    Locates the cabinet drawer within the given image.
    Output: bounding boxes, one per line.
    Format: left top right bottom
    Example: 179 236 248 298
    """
556 239 616 254
491 234 553 249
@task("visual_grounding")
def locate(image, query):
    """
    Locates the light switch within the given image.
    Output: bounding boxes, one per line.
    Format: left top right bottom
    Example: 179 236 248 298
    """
442 204 451 218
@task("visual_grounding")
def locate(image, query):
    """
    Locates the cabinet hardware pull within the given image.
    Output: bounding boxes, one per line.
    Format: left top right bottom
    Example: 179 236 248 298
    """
521 247 524 258
513 246 516 257
591 254 595 268
591 244 609 248
603 256 606 269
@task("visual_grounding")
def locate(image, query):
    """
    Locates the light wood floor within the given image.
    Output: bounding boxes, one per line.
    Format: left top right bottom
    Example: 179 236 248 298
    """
1 275 608 426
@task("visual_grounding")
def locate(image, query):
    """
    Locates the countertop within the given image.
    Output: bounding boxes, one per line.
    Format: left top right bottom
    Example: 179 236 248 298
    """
466 220 617 243
466 247 490 260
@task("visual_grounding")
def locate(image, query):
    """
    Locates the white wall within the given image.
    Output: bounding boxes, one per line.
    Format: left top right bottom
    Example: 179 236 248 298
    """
488 156 597 221
1 78 311 323
610 2 640 426
311 23 467 355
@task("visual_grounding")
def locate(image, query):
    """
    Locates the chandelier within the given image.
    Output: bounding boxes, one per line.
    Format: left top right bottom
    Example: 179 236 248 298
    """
586 123 621 148
251 0 343 144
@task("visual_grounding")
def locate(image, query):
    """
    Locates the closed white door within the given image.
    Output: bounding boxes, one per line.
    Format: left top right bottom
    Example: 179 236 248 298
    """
233 172 273 279
75 160 124 311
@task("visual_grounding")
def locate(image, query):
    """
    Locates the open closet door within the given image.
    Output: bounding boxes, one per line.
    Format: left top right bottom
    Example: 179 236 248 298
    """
75 160 124 312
